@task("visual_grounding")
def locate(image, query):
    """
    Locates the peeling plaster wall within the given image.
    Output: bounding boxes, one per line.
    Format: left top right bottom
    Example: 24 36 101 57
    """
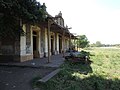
19 24 33 62
56 33 59 54
44 28 48 57
20 24 26 55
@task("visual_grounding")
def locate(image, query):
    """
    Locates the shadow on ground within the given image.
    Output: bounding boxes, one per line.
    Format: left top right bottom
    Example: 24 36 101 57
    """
33 61 120 90
62 60 93 74
0 66 55 90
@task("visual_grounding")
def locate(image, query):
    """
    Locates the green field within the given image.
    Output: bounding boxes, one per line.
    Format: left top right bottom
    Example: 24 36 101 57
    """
33 47 120 90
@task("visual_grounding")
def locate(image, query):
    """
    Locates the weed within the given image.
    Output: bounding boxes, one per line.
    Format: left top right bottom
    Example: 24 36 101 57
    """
33 47 120 90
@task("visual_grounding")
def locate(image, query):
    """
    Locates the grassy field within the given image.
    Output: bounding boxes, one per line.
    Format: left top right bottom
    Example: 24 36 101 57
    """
33 47 120 90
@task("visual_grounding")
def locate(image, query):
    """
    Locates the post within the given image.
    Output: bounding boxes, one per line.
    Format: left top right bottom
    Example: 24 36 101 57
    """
74 36 76 50
47 19 51 63
62 30 65 57
55 32 57 54
69 34 71 50
77 38 79 51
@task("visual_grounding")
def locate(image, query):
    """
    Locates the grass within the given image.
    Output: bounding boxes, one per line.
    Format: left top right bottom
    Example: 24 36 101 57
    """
33 47 120 90
30 76 42 89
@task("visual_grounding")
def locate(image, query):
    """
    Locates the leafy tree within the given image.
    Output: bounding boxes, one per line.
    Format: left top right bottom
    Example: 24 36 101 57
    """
76 35 89 48
0 0 47 39
90 43 96 47
95 41 102 47
90 41 102 47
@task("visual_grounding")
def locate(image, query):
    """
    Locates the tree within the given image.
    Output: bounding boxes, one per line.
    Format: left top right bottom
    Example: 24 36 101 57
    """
0 0 47 39
95 41 102 47
76 35 89 48
90 41 102 47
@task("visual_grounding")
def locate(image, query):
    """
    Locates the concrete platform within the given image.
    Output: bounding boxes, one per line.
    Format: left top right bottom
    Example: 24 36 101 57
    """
0 54 65 68
38 69 61 83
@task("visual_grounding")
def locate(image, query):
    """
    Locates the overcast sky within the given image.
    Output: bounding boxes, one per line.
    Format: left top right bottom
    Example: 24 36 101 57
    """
37 0 120 44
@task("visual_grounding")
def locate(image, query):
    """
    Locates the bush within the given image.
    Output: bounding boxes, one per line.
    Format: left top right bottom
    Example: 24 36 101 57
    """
78 50 90 59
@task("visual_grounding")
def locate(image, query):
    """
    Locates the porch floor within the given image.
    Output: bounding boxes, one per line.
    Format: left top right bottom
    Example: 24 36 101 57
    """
0 54 67 68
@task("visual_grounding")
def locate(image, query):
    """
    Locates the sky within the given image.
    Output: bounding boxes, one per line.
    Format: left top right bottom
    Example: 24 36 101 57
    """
37 0 120 44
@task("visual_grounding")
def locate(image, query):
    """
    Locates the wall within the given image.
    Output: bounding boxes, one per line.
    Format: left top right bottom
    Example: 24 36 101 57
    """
20 24 33 62
44 28 48 57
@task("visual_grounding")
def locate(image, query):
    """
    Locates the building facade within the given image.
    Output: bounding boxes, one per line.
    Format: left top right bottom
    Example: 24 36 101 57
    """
0 12 74 62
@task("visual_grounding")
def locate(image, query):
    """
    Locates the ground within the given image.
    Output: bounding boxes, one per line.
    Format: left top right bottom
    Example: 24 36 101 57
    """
33 47 120 90
0 54 64 90
0 48 120 90
0 66 55 90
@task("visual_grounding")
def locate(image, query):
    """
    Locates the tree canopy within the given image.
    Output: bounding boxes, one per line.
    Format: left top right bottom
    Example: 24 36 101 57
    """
0 0 47 39
76 35 89 48
90 41 102 47
95 41 102 47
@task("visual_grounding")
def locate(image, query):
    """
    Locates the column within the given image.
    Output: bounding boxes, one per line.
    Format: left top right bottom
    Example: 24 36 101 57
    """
55 32 57 54
44 28 48 57
47 19 51 63
69 34 71 50
62 30 65 57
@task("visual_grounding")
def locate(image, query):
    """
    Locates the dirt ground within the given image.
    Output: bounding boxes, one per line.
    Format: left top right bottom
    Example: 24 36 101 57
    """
0 66 56 90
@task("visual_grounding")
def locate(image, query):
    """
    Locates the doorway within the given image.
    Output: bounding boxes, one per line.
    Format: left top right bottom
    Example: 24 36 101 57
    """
33 31 39 58
51 36 54 55
59 35 62 53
